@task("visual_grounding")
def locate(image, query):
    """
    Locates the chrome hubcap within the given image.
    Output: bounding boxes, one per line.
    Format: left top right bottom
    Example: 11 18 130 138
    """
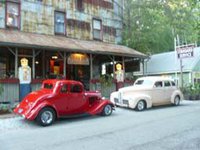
138 101 144 110
104 105 112 115
41 111 53 124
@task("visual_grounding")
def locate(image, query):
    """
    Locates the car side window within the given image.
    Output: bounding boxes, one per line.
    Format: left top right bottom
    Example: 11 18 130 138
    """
171 81 176 86
154 81 163 88
61 84 68 93
70 84 82 93
164 81 171 87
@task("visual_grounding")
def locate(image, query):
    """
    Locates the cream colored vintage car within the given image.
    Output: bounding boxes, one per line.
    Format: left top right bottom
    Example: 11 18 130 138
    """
110 76 183 111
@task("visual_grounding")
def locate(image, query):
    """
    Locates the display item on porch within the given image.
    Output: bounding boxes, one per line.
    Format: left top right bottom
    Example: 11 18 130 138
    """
115 63 124 82
18 58 31 102
115 63 124 90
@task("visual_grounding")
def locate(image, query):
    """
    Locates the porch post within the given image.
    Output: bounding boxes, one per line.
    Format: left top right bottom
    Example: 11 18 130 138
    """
122 56 125 80
32 49 35 79
90 54 93 79
90 54 93 90
63 52 66 78
42 50 45 78
15 48 18 78
142 59 145 76
112 56 115 76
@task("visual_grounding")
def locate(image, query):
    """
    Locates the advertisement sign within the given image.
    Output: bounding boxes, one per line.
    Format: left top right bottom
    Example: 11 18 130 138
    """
176 44 195 59
68 53 89 65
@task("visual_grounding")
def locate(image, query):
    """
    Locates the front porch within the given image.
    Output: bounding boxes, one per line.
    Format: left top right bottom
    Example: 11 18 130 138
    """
0 29 146 103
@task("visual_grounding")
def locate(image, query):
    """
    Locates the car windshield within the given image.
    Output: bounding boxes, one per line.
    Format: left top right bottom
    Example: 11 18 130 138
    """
134 79 153 86
43 83 53 89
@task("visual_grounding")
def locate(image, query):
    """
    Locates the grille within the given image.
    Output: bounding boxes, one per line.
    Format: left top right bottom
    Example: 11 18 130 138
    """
123 99 129 105
114 98 119 103
118 92 122 101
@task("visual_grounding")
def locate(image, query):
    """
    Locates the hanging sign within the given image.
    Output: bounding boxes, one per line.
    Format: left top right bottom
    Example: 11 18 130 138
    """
68 53 89 65
176 44 195 59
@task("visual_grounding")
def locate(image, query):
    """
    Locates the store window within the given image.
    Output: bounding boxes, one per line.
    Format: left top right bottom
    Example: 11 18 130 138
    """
76 0 84 11
6 1 20 29
93 18 102 40
55 11 66 35
0 48 15 79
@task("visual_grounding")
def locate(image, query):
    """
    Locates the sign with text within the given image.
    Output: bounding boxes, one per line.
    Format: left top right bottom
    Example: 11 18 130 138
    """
176 44 195 59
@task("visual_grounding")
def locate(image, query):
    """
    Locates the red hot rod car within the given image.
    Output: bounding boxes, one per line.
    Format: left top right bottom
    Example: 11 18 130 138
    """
14 79 114 126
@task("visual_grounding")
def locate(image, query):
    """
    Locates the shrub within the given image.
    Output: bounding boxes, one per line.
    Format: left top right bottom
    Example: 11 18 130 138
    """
0 84 3 96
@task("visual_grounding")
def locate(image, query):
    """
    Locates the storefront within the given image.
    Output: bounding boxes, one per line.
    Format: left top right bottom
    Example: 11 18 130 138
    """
0 29 146 102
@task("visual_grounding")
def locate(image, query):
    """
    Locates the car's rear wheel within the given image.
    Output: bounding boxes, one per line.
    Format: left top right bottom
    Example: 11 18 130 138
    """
135 100 146 111
36 107 56 126
102 104 112 116
174 96 180 106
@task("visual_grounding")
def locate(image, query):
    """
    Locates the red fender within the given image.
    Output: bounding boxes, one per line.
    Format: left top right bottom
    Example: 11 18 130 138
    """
16 101 57 121
87 99 114 115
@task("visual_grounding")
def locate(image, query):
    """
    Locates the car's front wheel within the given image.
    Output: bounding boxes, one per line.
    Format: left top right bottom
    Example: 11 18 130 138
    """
36 107 56 126
102 104 112 116
135 100 146 111
173 96 180 106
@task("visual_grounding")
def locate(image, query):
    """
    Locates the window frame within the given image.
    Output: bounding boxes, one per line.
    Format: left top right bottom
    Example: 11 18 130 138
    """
5 1 21 29
70 84 83 93
76 0 84 12
54 10 66 36
154 81 163 88
171 81 176 86
164 81 171 87
60 84 68 93
92 18 102 41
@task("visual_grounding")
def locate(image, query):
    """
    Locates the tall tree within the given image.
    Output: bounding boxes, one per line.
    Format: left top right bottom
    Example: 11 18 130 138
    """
122 0 200 54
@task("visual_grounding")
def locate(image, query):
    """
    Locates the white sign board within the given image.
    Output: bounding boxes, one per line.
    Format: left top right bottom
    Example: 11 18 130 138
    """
176 44 195 59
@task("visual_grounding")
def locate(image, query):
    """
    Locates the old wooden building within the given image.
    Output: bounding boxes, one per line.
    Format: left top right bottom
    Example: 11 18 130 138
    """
0 0 146 102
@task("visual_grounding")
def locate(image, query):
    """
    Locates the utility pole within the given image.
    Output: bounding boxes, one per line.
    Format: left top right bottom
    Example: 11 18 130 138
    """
176 34 183 88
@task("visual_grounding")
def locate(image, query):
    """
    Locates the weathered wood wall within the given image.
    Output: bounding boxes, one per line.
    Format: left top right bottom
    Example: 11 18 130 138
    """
0 0 123 43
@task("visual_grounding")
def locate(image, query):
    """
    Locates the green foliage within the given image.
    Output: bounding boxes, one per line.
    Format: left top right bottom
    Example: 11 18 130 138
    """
0 84 3 96
183 83 200 95
122 0 200 54
99 74 113 88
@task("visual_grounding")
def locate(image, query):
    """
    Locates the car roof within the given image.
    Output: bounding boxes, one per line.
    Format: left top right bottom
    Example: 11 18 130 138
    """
43 79 82 85
136 76 174 82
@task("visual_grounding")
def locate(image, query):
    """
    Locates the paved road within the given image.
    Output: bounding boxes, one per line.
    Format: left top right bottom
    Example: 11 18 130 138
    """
0 100 200 150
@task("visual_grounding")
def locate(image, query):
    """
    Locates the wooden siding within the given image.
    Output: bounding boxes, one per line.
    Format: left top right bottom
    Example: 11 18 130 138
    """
0 0 123 43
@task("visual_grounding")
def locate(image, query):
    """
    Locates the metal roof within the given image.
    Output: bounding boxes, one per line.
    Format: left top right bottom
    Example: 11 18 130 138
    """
0 29 146 58
146 47 200 74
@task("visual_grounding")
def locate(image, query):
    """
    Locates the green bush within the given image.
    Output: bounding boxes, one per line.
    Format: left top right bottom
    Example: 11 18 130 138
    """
183 83 200 100
99 74 113 88
0 84 3 96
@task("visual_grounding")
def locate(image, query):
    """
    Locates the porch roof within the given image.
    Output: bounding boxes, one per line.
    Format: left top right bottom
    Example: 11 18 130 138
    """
0 29 146 58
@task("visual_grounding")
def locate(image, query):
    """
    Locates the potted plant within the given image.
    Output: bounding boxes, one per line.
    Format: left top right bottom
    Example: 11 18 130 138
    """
194 83 200 100
99 74 115 98
0 83 3 96
188 84 196 100
181 86 190 100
